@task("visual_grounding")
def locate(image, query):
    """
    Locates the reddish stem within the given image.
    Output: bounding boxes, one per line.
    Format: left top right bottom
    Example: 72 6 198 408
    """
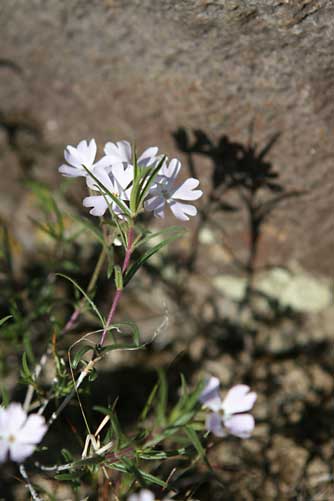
99 227 134 346
63 308 81 333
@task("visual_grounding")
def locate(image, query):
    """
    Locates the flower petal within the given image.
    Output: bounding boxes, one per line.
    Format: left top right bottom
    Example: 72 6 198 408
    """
111 164 134 193
161 158 181 180
58 164 84 177
6 403 27 434
0 439 8 463
83 196 108 216
154 207 165 219
223 413 255 438
138 146 159 166
104 141 118 156
169 201 197 221
140 490 155 501
116 140 132 163
77 139 88 155
144 195 165 212
222 385 257 415
104 140 132 164
86 166 115 193
0 406 10 432
9 442 35 463
18 415 47 445
64 146 83 168
206 412 225 437
87 138 97 165
93 155 112 170
199 376 222 412
172 178 203 201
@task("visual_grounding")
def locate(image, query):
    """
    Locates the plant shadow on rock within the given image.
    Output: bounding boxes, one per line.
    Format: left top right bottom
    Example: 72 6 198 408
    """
164 127 334 497
168 125 306 353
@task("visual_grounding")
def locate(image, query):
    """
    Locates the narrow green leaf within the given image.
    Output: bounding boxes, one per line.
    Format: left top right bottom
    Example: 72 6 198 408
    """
99 342 146 354
143 426 181 449
130 146 140 213
55 472 81 484
68 213 106 246
140 382 159 421
56 273 105 327
21 352 32 381
93 405 112 415
23 334 35 365
113 459 167 488
136 155 166 209
185 426 205 458
172 411 196 427
83 167 131 218
170 376 204 422
0 315 12 327
51 195 65 240
183 379 206 414
0 386 9 407
110 412 126 450
110 321 141 346
110 213 127 248
138 447 187 460
71 345 95 369
114 265 123 290
157 369 168 426
136 469 167 488
124 231 184 286
61 448 74 462
134 226 186 250
29 217 58 240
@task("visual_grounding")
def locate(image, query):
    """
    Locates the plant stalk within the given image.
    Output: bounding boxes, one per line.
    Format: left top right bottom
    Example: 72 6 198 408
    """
63 245 107 333
99 226 134 346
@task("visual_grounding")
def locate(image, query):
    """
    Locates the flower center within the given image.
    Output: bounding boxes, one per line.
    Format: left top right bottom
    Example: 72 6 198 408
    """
8 434 16 443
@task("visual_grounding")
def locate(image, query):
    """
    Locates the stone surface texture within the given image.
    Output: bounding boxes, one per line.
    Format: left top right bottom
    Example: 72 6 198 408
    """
1 0 334 276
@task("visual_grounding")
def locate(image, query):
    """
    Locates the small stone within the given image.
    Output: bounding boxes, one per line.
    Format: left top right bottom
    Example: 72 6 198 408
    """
267 435 308 493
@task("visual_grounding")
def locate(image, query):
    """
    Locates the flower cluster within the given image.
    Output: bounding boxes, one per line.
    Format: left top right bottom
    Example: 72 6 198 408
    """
59 139 203 221
199 377 257 438
0 403 47 463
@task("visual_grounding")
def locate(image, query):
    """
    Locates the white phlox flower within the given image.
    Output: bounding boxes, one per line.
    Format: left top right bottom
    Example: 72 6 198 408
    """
0 403 47 463
59 139 110 177
200 379 257 439
127 489 155 501
144 158 203 221
104 140 159 168
57 139 203 220
83 164 134 217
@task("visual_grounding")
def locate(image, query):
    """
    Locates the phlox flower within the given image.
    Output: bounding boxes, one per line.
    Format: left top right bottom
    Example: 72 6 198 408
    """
144 158 203 221
104 140 159 168
200 378 257 439
59 139 110 177
83 164 134 217
128 489 155 501
199 376 222 412
0 403 47 463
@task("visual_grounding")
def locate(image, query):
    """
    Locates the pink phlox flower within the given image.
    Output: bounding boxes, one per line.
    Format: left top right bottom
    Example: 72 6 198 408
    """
83 164 134 217
59 139 110 177
144 158 203 221
199 376 222 412
104 140 159 168
0 403 47 463
200 381 257 439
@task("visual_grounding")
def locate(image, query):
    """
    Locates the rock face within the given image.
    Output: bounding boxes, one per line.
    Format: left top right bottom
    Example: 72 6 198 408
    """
1 0 334 275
